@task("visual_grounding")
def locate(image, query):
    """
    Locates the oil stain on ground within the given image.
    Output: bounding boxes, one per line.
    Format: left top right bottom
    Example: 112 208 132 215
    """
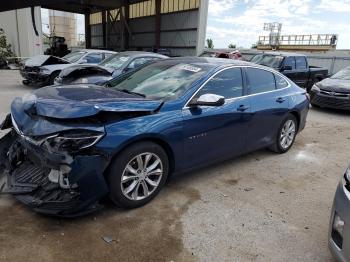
0 183 200 262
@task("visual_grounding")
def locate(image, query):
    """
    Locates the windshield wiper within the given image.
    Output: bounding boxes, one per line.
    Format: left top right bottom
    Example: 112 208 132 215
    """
118 89 146 98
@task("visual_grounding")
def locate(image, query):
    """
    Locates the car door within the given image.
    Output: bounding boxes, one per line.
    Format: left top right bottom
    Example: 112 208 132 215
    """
244 67 290 151
281 56 298 83
294 56 309 88
182 67 252 168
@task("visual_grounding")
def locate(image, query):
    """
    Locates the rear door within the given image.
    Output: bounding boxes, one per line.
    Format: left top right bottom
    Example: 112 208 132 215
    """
182 67 252 168
294 56 309 88
244 67 290 151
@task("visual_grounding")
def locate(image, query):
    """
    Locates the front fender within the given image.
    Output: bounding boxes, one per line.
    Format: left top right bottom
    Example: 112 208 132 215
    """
96 111 184 171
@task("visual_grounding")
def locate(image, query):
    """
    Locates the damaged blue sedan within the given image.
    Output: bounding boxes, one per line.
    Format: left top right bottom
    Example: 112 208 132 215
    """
0 58 309 216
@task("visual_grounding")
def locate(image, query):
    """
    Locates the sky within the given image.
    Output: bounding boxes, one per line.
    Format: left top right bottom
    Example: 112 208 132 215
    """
206 0 350 49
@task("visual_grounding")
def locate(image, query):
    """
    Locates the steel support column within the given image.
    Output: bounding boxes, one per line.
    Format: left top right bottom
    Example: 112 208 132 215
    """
85 12 91 48
102 10 107 48
155 0 161 50
123 0 130 50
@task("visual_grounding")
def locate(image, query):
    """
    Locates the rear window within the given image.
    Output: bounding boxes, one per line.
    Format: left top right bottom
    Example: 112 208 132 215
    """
275 74 289 89
246 68 276 94
250 54 283 68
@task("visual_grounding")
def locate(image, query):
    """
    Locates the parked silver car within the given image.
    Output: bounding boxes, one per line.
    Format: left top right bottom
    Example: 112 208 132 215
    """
20 49 116 87
329 166 350 261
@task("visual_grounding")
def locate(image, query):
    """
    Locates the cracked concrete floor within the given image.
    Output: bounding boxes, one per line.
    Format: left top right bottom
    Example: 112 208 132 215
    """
0 70 349 262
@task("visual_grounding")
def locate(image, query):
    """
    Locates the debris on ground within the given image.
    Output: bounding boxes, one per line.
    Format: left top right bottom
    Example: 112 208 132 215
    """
101 236 115 244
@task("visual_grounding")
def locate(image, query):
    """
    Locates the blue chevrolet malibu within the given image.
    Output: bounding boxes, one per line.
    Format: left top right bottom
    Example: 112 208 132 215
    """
0 57 309 216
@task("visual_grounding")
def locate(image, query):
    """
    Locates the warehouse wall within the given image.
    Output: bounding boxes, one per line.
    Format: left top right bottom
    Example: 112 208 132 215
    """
0 7 43 58
88 0 208 56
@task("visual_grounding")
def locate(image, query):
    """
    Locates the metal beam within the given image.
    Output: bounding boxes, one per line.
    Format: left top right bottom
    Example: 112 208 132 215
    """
102 11 107 48
155 0 161 50
85 12 91 48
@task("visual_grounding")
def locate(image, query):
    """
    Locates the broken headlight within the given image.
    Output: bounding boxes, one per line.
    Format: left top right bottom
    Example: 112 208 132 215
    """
43 130 104 152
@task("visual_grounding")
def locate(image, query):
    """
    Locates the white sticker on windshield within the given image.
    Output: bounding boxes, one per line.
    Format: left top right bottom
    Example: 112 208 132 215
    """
119 57 129 62
179 64 202 73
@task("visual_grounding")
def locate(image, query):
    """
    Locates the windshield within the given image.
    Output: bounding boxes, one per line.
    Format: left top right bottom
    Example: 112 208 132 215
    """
331 67 350 80
63 51 87 63
100 54 131 69
250 54 283 68
109 60 210 100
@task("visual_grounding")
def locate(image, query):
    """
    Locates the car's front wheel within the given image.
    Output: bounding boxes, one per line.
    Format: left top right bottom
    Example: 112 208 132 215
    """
270 114 298 153
107 141 169 208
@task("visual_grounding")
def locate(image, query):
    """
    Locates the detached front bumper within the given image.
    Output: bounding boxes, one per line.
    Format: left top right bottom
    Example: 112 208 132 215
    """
310 90 350 111
20 68 51 87
0 131 110 217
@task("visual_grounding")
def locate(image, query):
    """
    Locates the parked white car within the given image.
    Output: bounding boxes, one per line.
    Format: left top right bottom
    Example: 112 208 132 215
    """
20 49 116 86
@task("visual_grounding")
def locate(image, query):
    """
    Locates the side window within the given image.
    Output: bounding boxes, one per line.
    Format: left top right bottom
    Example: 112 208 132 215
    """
284 57 296 69
195 68 243 99
84 53 103 63
295 56 307 70
275 74 289 89
127 57 154 69
246 68 276 94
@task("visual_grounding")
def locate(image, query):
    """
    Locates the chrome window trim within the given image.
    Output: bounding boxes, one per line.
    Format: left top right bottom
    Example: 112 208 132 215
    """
183 65 291 109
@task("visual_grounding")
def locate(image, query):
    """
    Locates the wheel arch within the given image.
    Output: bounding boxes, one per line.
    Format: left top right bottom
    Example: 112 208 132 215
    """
107 136 176 176
289 110 301 132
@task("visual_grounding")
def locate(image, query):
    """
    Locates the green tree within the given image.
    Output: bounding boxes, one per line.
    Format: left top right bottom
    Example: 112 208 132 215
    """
0 28 14 59
228 43 236 49
206 38 214 49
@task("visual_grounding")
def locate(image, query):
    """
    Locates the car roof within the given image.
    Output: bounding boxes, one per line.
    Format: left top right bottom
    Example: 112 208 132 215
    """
257 51 305 57
114 51 168 58
75 49 117 54
161 57 262 70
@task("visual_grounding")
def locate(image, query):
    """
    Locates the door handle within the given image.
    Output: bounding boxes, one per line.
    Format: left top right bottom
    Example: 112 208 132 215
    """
237 105 250 112
276 97 286 103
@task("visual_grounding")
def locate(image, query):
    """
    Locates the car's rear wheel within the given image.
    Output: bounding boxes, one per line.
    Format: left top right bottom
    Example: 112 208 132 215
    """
270 114 298 154
107 142 169 208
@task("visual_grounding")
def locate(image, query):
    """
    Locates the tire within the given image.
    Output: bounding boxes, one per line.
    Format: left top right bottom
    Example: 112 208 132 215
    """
269 114 298 154
49 71 60 85
107 141 169 208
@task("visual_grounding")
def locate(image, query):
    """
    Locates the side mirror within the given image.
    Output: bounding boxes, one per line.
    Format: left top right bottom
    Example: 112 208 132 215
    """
281 65 292 71
189 94 225 107
79 59 88 64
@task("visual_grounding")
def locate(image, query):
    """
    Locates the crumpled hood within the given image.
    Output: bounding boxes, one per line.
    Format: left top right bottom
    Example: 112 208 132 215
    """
12 85 162 119
60 65 113 78
24 55 70 67
318 78 350 93
11 85 162 136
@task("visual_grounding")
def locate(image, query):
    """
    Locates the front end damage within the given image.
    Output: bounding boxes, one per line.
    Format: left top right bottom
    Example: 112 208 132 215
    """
0 115 110 217
0 85 163 216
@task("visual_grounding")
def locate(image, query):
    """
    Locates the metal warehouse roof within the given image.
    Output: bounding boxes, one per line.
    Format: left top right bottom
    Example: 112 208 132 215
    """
0 0 142 14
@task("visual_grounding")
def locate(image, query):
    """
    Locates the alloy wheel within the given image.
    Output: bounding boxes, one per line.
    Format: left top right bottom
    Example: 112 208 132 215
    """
280 120 296 149
121 152 163 201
